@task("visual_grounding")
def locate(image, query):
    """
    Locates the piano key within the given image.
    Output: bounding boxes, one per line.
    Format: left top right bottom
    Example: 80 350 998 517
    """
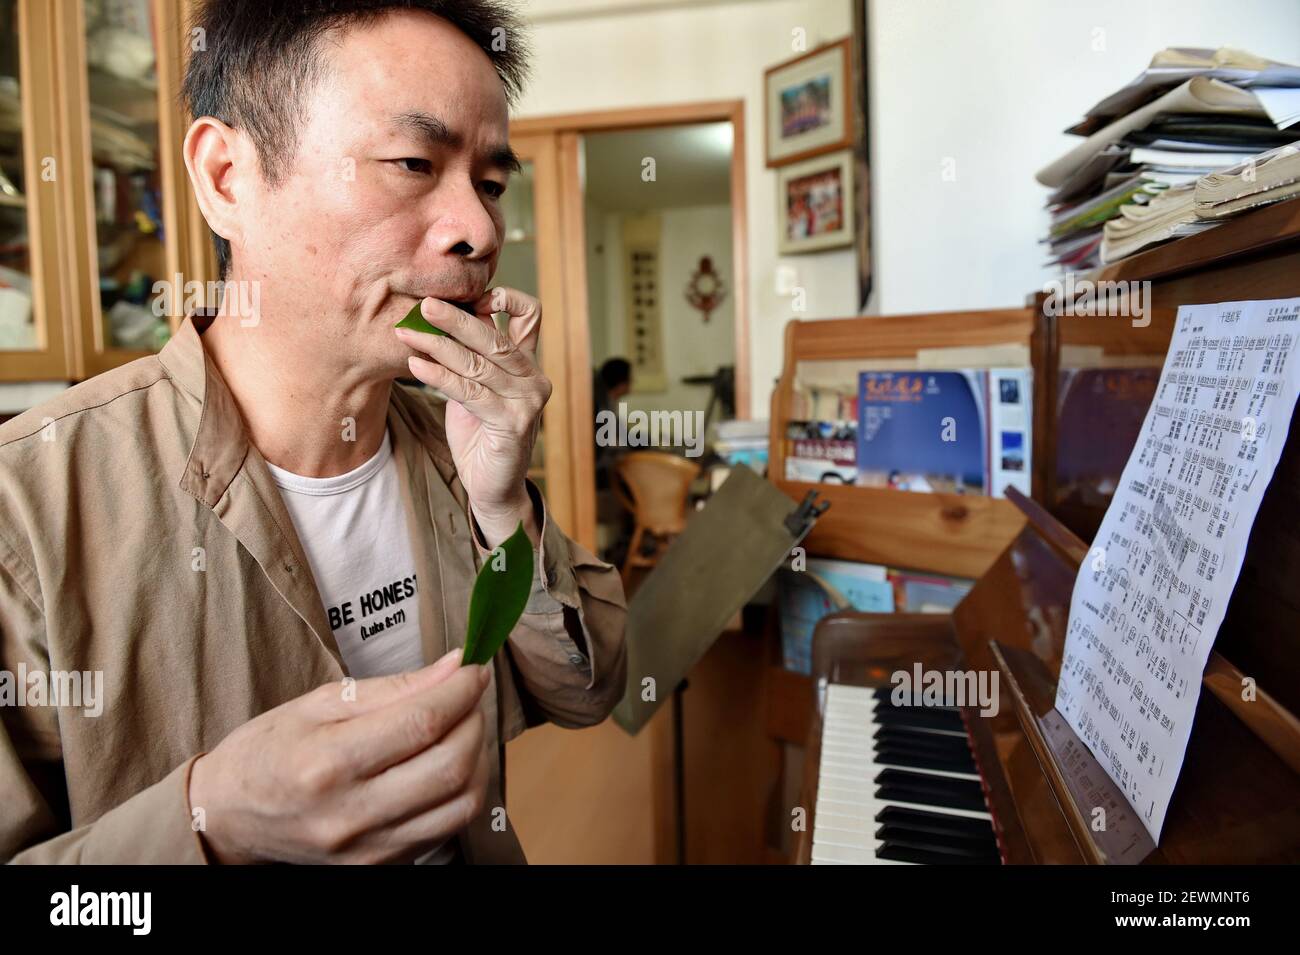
873 725 977 757
813 811 875 834
872 704 967 734
874 824 1002 863
875 805 999 842
874 768 989 812
873 745 980 774
876 843 990 866
810 841 885 864
872 686 958 710
811 683 1000 865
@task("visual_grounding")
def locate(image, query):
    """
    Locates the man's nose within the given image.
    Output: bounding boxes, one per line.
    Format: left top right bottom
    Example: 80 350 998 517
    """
429 180 499 261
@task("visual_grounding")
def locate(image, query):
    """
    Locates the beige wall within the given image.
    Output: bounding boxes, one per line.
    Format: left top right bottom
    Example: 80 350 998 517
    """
516 0 860 419
595 203 735 417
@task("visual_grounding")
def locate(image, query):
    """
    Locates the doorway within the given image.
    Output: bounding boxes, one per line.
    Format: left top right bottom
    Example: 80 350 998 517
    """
501 101 749 864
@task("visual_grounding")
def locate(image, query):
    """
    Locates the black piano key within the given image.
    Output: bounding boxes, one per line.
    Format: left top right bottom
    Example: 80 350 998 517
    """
876 839 999 866
874 745 978 775
872 704 966 733
874 813 999 855
874 726 976 762
875 805 998 843
874 824 1002 864
874 768 989 812
872 687 956 710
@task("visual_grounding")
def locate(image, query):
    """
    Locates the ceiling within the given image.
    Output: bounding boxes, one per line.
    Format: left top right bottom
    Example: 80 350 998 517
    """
582 121 733 213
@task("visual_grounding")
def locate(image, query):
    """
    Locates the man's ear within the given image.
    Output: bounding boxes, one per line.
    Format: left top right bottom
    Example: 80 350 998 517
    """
182 116 247 260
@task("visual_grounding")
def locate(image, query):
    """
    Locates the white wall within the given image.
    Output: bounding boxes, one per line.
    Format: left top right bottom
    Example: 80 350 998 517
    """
517 0 858 419
518 0 1300 417
596 204 736 417
866 0 1300 314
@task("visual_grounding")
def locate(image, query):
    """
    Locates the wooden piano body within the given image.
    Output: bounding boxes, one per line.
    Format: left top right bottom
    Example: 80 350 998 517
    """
794 487 1300 864
771 199 1300 864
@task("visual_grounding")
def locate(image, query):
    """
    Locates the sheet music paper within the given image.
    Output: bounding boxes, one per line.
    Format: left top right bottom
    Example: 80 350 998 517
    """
1055 297 1300 841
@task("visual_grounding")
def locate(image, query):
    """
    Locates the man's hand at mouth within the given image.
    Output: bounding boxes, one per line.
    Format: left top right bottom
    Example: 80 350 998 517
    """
394 287 548 549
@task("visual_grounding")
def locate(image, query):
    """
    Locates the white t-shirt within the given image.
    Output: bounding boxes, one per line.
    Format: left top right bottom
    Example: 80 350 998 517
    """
266 429 456 864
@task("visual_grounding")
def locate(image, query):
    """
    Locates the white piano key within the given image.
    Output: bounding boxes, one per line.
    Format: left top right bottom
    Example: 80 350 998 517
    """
810 842 883 864
812 842 913 865
812 811 875 834
810 683 999 864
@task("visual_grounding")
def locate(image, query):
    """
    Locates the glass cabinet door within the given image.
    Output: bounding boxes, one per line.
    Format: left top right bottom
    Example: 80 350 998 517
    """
0 0 73 381
60 0 187 377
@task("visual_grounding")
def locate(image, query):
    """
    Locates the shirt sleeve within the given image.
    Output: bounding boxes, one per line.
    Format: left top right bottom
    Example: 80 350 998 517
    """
0 545 211 864
466 480 628 730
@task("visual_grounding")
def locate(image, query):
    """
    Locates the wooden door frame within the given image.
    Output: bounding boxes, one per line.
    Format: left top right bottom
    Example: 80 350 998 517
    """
509 132 581 541
512 100 750 554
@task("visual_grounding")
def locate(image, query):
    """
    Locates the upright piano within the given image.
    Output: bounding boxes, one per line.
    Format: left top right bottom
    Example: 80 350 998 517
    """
794 488 1300 864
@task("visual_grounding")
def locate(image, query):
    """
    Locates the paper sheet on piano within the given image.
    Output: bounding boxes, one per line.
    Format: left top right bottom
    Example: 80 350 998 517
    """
1054 297 1300 842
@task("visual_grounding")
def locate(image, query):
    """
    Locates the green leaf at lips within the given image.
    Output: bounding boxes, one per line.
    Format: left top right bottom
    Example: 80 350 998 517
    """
394 301 447 336
461 521 535 666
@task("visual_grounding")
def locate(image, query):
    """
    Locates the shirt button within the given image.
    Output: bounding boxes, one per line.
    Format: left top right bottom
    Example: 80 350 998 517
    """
569 654 586 666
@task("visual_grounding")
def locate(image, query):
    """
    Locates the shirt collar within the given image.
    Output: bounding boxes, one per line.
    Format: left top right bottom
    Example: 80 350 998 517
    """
158 310 456 506
159 310 250 508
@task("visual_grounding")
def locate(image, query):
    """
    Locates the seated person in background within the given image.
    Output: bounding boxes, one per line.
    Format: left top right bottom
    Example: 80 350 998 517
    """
593 357 632 490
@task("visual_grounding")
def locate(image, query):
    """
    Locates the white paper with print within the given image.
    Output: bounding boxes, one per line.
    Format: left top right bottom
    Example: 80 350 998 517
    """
1054 297 1300 841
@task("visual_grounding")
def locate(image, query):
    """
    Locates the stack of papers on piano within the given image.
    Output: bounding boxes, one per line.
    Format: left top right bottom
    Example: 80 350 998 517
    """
1098 140 1300 262
1195 141 1300 217
1099 183 1206 263
1038 48 1300 271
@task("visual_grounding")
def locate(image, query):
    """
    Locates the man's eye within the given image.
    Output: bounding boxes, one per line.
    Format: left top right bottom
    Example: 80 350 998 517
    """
481 181 507 199
396 158 432 174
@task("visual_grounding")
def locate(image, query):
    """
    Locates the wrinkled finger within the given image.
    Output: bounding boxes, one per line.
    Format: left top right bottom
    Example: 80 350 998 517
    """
310 649 462 721
367 741 491 861
394 328 523 400
405 355 504 418
474 286 542 355
416 297 534 377
353 703 487 831
327 664 490 779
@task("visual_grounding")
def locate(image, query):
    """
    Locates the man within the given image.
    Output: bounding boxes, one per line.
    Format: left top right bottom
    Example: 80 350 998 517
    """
0 0 626 864
592 357 631 490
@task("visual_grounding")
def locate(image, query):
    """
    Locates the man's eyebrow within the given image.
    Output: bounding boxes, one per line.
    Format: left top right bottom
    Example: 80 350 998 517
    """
392 110 521 175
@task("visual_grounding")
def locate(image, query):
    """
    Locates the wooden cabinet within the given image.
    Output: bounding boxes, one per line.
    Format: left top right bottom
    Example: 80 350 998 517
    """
0 0 210 384
0 0 74 379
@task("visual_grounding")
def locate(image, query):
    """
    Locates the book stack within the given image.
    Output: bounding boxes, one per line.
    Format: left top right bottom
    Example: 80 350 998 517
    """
1195 141 1300 218
1038 48 1300 271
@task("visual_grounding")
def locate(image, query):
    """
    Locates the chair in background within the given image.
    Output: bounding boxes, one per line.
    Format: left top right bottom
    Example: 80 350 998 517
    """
613 451 701 577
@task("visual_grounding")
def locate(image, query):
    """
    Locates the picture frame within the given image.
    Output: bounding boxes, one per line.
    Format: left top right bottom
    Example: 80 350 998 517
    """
764 38 853 168
777 150 855 255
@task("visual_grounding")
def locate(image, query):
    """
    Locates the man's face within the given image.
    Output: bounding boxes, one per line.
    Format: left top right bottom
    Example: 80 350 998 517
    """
235 10 514 378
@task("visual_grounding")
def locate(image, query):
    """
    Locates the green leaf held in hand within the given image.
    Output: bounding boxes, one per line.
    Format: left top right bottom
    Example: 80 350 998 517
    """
394 301 447 336
461 521 535 666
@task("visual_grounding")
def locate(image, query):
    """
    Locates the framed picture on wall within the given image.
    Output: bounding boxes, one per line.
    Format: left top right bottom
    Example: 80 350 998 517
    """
764 38 853 168
777 151 855 255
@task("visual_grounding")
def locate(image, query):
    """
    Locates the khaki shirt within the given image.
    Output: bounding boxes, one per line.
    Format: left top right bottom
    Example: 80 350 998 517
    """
0 314 627 864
